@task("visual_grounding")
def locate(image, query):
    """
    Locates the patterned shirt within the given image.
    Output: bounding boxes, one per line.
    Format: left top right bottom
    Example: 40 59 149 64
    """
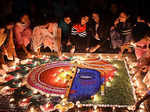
71 24 87 37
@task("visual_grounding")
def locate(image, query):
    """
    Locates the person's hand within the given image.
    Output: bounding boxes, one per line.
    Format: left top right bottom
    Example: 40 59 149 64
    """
134 101 141 111
7 24 14 29
66 41 71 46
95 34 100 40
0 28 5 34
132 105 137 112
114 18 119 26
110 26 115 30
86 48 89 51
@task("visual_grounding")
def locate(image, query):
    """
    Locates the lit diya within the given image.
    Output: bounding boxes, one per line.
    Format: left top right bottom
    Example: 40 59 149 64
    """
40 102 55 112
54 98 74 112
19 97 31 107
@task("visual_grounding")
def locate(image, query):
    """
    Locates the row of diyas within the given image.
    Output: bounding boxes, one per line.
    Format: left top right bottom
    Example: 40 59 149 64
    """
63 53 120 60
124 56 147 112
1 53 119 73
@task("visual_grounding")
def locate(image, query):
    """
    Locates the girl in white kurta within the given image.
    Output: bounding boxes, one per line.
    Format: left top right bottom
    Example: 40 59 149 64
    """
32 22 61 56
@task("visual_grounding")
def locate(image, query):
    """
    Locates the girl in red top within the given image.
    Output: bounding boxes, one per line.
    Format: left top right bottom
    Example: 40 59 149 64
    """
70 16 90 53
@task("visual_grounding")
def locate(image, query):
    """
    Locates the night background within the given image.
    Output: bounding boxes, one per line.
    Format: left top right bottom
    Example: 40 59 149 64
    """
0 0 150 112
0 0 149 26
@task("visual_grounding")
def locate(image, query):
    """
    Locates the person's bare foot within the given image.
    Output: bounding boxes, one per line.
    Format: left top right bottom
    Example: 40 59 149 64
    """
2 64 9 72
86 48 89 52
0 68 6 75
89 45 100 53
70 46 75 53
14 57 20 63
11 57 20 65
7 56 13 61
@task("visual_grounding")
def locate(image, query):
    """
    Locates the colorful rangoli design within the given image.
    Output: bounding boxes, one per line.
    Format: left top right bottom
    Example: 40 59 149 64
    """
27 58 116 102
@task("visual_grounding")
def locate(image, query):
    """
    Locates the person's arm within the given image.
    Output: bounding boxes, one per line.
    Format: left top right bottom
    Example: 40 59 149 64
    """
110 18 119 31
9 29 14 45
146 40 150 50
114 18 119 27
40 23 49 28
58 20 63 28
134 91 150 111
14 25 25 46
15 27 22 39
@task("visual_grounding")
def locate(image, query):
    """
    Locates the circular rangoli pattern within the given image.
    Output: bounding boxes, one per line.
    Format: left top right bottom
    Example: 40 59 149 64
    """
27 62 74 95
